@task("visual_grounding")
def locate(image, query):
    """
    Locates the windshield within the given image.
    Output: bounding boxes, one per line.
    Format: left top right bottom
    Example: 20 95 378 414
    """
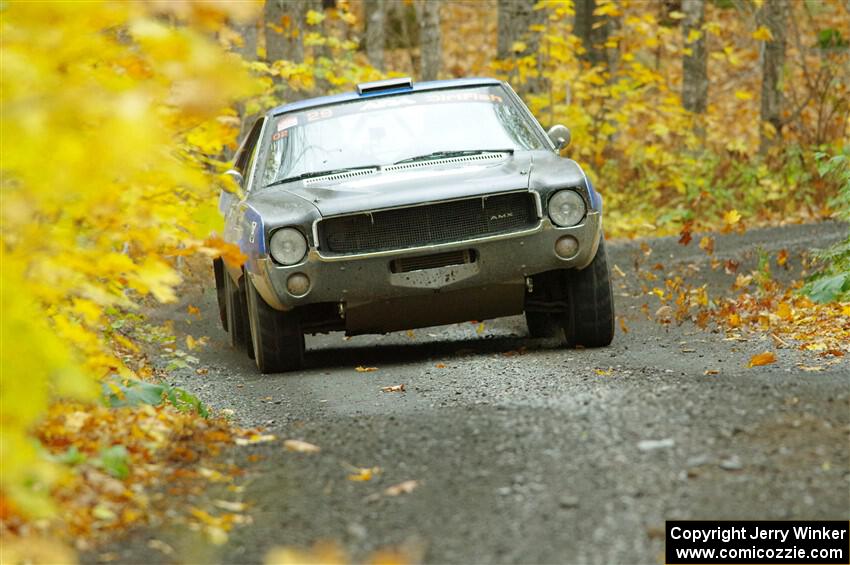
258 85 544 187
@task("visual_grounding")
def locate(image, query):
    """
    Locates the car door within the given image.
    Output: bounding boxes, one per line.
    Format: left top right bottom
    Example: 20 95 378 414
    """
222 118 265 250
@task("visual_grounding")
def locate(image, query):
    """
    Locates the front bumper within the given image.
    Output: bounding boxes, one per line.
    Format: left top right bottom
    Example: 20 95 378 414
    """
249 210 602 311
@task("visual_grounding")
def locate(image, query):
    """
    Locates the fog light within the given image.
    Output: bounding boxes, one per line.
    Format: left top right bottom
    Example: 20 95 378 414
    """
555 235 579 259
286 273 310 296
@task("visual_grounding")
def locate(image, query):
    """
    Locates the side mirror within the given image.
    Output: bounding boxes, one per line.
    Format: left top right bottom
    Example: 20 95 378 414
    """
547 124 571 151
224 168 244 186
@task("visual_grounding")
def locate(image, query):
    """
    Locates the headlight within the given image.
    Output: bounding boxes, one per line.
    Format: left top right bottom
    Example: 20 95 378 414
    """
548 190 586 227
269 228 307 265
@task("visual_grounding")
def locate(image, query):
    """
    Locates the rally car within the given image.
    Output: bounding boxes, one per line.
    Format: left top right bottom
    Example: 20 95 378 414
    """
215 77 614 373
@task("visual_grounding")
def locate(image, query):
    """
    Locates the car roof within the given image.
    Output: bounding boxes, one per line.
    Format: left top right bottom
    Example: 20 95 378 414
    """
268 77 504 116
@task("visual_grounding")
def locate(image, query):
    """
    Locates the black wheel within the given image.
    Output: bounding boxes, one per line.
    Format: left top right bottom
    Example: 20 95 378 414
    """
213 258 228 331
525 310 561 338
524 270 565 339
224 271 253 356
245 275 304 374
563 238 615 347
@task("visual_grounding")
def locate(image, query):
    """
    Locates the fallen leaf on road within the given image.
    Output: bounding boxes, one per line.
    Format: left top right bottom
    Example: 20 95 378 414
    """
777 249 789 268
355 366 377 373
797 365 824 372
435 363 447 369
234 434 276 446
638 438 675 451
619 317 629 333
283 439 321 453
612 264 626 278
748 351 776 367
187 304 200 316
213 500 247 512
721 209 742 233
475 322 485 334
595 368 612 376
699 236 715 255
406 330 415 338
381 384 405 393
678 221 693 246
348 467 380 481
704 369 720 375
384 480 419 496
655 305 673 323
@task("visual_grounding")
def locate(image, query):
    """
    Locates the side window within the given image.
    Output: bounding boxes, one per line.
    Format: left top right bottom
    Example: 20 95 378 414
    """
233 118 265 178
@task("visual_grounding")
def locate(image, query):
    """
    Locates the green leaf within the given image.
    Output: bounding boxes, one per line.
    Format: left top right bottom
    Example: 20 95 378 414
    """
807 273 849 303
56 446 87 466
98 445 130 479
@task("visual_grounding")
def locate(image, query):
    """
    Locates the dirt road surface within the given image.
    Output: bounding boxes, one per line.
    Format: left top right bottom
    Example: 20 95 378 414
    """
89 222 849 564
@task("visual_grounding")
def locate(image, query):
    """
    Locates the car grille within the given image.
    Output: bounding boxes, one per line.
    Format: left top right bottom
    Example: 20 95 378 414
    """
319 192 537 254
390 249 475 273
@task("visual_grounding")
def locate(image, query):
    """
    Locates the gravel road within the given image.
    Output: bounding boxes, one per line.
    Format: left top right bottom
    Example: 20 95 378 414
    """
92 222 849 564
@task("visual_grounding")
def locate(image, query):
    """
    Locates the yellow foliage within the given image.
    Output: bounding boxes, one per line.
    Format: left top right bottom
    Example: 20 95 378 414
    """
0 1 263 515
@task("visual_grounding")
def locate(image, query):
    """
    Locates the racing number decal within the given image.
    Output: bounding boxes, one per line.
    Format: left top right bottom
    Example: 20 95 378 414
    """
306 108 333 122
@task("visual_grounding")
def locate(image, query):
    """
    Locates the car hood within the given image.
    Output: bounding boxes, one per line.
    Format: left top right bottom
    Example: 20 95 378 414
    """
273 152 533 216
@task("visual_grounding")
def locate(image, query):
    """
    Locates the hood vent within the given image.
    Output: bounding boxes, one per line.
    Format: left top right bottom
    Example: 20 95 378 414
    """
304 168 378 185
383 152 507 173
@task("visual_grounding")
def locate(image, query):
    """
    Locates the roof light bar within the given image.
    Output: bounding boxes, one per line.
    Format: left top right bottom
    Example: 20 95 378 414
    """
356 77 413 95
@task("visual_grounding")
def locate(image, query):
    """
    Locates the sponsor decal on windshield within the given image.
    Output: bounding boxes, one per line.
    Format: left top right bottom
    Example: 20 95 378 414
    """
272 87 508 134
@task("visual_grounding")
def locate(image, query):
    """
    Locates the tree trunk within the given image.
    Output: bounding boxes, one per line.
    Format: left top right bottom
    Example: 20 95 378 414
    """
681 0 708 114
758 0 789 153
417 0 441 81
364 0 386 70
574 0 609 66
233 19 258 60
264 0 310 63
497 0 543 59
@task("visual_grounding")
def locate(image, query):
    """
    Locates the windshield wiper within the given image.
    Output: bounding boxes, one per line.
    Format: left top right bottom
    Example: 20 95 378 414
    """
267 166 379 187
393 149 514 165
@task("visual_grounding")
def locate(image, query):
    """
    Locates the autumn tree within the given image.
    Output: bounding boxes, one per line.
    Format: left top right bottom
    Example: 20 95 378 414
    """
497 0 545 59
574 0 610 66
758 0 789 152
681 0 708 115
364 0 386 70
264 0 316 63
417 0 441 81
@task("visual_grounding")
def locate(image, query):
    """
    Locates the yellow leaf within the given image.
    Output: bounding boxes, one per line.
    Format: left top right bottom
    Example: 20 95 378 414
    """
133 258 182 303
355 366 377 373
686 29 702 44
748 352 776 367
348 467 380 482
751 25 773 41
511 41 527 54
735 90 754 101
723 209 742 226
234 434 276 446
305 9 325 25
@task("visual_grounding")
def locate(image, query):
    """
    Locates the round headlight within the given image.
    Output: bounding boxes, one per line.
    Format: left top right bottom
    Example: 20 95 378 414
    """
269 228 307 265
548 190 586 227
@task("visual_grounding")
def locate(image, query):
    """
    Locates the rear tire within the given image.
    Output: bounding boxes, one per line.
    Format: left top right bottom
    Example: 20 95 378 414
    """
563 239 615 347
245 276 304 374
213 258 228 331
224 272 253 356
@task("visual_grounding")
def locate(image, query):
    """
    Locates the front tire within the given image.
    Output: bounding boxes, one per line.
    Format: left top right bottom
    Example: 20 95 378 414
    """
245 276 304 374
563 239 615 347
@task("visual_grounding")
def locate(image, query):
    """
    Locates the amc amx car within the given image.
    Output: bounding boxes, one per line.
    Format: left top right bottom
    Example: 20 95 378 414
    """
215 77 614 373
